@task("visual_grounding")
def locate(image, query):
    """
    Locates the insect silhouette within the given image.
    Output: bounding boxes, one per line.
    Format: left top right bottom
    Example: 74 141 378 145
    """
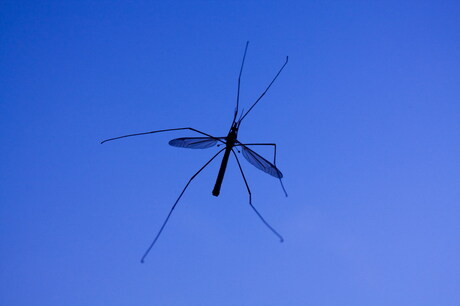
101 42 289 263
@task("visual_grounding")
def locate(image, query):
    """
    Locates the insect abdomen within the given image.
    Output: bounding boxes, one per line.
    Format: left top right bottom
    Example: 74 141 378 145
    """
212 148 231 196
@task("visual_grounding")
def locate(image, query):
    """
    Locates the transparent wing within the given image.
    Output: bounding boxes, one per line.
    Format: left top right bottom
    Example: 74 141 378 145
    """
169 137 221 149
239 144 283 178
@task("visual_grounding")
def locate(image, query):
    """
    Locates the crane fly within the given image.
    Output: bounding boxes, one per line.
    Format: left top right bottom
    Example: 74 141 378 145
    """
101 42 289 263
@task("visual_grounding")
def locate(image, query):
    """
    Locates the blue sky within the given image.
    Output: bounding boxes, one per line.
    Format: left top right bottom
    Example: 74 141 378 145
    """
1 1 459 305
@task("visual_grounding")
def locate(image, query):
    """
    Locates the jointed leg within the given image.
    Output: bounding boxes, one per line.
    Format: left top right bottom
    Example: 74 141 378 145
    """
141 148 226 263
238 56 289 122
233 41 249 122
238 143 279 164
231 150 284 242
101 127 224 145
236 143 288 197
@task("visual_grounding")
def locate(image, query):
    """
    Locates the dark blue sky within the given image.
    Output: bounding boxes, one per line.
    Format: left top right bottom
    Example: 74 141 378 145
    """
1 1 459 305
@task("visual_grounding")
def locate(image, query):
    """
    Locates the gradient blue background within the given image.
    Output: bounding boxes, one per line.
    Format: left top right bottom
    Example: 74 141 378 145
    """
1 1 459 305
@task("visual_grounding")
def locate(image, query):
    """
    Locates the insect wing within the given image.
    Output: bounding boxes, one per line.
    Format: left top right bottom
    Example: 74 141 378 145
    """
169 137 219 149
240 145 283 178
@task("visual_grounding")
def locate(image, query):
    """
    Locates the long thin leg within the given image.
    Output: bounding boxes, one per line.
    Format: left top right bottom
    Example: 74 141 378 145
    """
141 148 226 263
101 127 224 145
233 41 249 123
231 149 284 242
235 143 288 197
238 56 289 123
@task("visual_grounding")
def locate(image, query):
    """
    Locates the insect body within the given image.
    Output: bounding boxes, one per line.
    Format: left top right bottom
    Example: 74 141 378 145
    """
212 122 238 196
101 42 289 263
